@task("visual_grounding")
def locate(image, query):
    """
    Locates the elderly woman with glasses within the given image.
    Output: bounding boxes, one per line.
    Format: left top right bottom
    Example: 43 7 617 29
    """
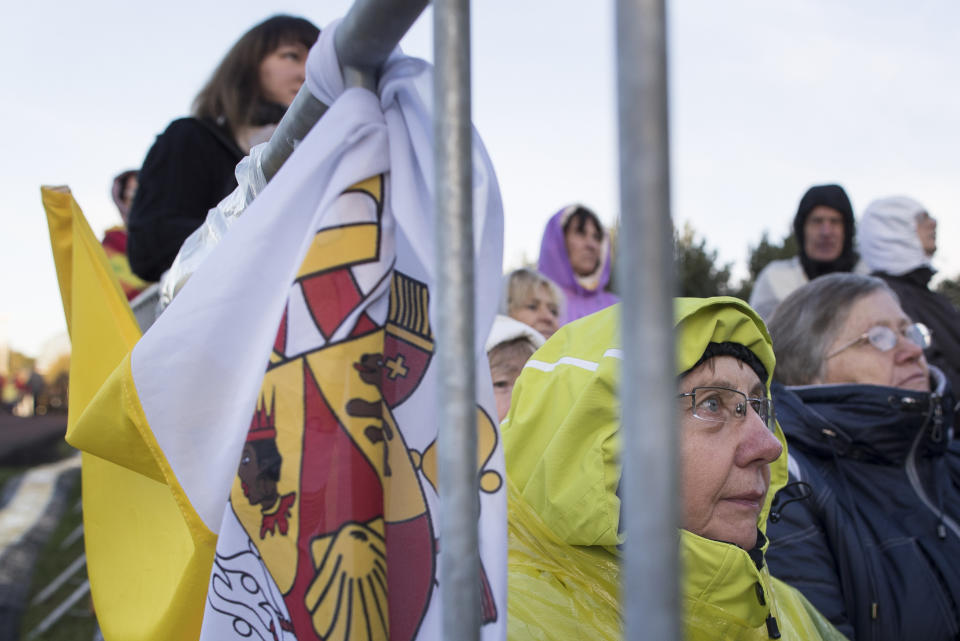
764 272 960 641
503 298 844 640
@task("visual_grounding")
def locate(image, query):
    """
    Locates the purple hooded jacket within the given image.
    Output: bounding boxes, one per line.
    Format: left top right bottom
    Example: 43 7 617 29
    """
537 207 619 325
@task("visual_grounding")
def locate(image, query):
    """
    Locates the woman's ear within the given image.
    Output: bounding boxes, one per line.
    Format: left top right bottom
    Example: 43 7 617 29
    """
810 366 827 386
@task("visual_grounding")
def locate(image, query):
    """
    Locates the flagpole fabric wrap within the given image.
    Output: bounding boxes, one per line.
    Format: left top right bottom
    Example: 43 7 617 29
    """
69 19 506 641
41 187 216 641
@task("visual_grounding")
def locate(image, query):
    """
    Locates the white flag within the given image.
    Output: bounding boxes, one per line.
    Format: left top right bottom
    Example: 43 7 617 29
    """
128 20 505 641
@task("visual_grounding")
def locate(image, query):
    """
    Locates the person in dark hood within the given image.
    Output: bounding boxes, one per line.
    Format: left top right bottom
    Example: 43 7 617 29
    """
537 204 618 325
127 15 320 282
764 272 960 641
750 184 866 320
858 195 960 397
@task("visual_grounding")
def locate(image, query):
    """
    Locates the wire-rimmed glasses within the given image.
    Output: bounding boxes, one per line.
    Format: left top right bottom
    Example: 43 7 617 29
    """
826 323 931 360
676 386 774 432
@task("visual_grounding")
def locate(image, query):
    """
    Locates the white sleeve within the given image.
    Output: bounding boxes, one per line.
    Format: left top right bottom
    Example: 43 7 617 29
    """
749 264 781 321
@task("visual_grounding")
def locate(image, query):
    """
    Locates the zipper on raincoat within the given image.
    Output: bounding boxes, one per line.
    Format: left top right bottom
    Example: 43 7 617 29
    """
904 397 960 539
903 393 960 636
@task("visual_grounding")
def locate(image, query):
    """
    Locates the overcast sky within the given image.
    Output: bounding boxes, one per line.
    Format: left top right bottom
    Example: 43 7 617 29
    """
2 0 958 355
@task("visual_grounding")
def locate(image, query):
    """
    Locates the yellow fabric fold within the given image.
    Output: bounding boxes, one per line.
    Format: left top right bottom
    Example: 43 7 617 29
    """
41 186 78 336
41 186 216 641
72 355 163 482
507 479 621 641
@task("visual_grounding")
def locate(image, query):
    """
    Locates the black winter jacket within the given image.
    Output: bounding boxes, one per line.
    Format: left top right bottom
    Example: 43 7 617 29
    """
127 117 244 281
766 368 960 641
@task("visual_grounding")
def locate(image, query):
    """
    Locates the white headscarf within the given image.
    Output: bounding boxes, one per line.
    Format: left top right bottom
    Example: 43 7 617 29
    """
858 196 933 277
485 314 545 353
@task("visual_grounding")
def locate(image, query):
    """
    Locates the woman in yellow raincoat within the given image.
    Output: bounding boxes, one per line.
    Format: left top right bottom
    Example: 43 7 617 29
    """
502 297 847 640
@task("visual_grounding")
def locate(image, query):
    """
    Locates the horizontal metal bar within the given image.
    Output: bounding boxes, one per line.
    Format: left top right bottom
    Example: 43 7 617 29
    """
261 0 429 180
26 579 90 640
58 523 84 550
260 85 329 181
31 554 86 605
335 0 430 71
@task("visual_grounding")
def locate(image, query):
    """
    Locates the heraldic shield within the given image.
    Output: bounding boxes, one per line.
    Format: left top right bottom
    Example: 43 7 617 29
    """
210 175 500 641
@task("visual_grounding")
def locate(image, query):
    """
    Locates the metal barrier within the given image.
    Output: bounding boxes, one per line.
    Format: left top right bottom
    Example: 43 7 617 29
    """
129 283 160 333
616 1 679 639
433 1 481 639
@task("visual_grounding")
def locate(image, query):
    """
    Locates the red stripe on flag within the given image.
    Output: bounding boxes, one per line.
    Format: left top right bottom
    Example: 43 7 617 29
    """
299 270 364 338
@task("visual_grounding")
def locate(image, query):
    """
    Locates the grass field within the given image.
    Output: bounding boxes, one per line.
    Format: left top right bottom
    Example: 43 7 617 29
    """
1 444 98 640
17 477 97 641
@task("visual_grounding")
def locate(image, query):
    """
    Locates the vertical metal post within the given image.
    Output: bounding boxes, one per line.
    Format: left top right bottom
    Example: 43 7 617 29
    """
616 0 680 640
434 0 480 640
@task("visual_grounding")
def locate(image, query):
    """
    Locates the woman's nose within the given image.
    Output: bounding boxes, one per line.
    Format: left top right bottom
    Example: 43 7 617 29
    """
539 308 557 327
896 334 925 362
738 412 782 466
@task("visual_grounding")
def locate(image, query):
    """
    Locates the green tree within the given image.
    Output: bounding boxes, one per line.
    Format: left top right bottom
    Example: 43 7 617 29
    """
731 230 797 301
611 221 796 302
747 231 797 281
675 223 734 298
936 275 960 310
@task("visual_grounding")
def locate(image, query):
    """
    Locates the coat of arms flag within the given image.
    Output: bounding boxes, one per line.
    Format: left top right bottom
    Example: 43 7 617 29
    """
56 19 506 641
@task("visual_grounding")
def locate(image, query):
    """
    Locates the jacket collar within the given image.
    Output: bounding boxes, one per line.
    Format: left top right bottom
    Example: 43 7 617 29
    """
774 367 952 465
883 266 936 288
682 529 773 630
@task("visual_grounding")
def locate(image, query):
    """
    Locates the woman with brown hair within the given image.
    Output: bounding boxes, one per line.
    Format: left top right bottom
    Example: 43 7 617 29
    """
127 15 319 282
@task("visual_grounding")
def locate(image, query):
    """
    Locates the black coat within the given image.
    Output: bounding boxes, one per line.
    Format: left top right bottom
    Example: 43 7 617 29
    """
127 117 244 282
876 268 960 399
766 369 960 641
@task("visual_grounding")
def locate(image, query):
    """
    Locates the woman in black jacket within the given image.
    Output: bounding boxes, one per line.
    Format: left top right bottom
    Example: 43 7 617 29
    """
764 272 960 641
127 15 319 282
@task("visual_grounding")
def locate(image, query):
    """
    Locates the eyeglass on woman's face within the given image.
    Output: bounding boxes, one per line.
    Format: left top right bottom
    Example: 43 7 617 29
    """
826 323 931 360
676 386 774 431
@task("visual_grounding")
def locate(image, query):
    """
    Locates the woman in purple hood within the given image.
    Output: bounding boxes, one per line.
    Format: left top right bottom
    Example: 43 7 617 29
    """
537 204 619 324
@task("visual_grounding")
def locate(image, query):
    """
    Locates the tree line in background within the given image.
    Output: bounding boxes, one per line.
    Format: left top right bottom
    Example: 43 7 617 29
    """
671 223 960 308
673 223 795 302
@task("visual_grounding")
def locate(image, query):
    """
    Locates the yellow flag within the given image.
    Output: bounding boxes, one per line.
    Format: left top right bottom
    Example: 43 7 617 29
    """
41 186 215 641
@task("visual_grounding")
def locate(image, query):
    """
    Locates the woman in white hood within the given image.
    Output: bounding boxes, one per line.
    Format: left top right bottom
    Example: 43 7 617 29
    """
858 195 960 393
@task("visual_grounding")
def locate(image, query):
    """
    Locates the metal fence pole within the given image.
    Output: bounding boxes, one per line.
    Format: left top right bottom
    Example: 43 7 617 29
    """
260 85 328 181
434 0 480 639
335 0 430 70
616 0 680 640
260 0 430 180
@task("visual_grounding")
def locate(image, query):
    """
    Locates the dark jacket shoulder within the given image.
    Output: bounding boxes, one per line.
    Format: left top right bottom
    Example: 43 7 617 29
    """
127 117 244 281
767 378 960 641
